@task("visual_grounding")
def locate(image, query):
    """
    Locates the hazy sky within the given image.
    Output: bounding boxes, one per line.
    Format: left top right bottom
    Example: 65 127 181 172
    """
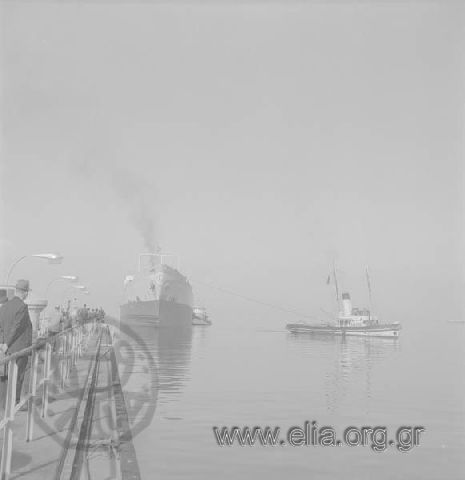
0 1 464 321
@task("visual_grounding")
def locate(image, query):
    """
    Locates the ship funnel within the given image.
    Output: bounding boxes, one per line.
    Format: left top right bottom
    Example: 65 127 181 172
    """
342 292 352 316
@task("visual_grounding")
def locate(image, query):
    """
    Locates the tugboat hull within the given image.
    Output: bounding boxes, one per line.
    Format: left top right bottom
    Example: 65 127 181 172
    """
286 323 401 337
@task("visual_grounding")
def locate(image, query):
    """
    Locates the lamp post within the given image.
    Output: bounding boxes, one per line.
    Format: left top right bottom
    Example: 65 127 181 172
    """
5 253 64 284
45 275 79 298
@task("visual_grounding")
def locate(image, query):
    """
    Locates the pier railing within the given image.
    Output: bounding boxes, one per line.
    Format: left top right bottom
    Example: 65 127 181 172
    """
0 322 98 480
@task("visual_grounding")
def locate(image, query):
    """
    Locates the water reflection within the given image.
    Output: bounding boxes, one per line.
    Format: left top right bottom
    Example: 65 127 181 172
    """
287 332 400 412
117 318 193 436
155 326 193 397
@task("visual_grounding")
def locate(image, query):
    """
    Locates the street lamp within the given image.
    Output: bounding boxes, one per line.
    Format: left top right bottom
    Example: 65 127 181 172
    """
70 285 86 291
60 275 78 281
5 253 64 284
64 284 86 297
45 275 79 298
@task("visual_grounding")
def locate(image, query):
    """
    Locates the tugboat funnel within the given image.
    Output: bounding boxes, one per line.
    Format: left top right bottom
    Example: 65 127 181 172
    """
342 292 352 316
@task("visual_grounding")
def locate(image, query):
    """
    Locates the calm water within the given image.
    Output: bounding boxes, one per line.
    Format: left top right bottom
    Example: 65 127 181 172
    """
116 314 465 480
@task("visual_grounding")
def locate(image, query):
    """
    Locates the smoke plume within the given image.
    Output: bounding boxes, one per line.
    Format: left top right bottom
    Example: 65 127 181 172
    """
70 130 159 256
108 164 159 254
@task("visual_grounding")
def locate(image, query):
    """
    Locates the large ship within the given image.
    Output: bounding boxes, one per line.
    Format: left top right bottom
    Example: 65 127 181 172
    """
120 253 193 328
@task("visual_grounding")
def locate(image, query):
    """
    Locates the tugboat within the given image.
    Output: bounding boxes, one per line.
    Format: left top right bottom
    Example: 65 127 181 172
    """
120 253 193 328
192 306 212 326
287 267 401 338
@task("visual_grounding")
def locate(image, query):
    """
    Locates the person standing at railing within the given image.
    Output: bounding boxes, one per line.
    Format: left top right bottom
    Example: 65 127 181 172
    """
0 279 33 405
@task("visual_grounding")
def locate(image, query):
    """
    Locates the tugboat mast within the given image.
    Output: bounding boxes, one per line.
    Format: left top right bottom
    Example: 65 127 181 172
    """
365 266 373 321
332 261 340 303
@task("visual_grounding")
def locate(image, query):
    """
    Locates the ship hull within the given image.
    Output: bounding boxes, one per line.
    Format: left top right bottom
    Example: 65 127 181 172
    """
120 299 192 328
192 317 212 326
286 323 401 337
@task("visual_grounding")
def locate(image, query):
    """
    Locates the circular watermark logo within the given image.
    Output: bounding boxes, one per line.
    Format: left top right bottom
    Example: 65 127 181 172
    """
31 317 159 451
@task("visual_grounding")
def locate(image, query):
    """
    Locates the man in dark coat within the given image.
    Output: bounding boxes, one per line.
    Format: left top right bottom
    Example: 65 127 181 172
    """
0 279 33 404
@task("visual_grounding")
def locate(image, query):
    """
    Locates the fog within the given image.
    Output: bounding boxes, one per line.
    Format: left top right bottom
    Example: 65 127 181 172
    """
0 1 463 326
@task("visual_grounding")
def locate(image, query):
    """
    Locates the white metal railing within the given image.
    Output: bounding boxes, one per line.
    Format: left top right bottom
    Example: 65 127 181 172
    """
0 323 97 480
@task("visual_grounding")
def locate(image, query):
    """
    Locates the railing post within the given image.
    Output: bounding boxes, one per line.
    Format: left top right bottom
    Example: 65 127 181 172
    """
60 338 66 389
65 332 71 380
75 329 79 362
1 360 18 480
70 331 74 366
26 350 39 442
72 330 77 366
41 344 52 418
68 331 72 375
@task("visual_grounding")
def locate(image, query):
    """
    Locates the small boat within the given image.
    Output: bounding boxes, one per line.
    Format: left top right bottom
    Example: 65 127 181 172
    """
192 306 212 326
286 266 401 338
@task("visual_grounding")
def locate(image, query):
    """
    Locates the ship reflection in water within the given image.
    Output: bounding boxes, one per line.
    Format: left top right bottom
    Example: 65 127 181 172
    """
114 317 464 480
287 332 401 413
116 318 193 438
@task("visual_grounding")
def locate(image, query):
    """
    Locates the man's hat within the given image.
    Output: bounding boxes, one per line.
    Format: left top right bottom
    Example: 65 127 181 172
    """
15 279 30 292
